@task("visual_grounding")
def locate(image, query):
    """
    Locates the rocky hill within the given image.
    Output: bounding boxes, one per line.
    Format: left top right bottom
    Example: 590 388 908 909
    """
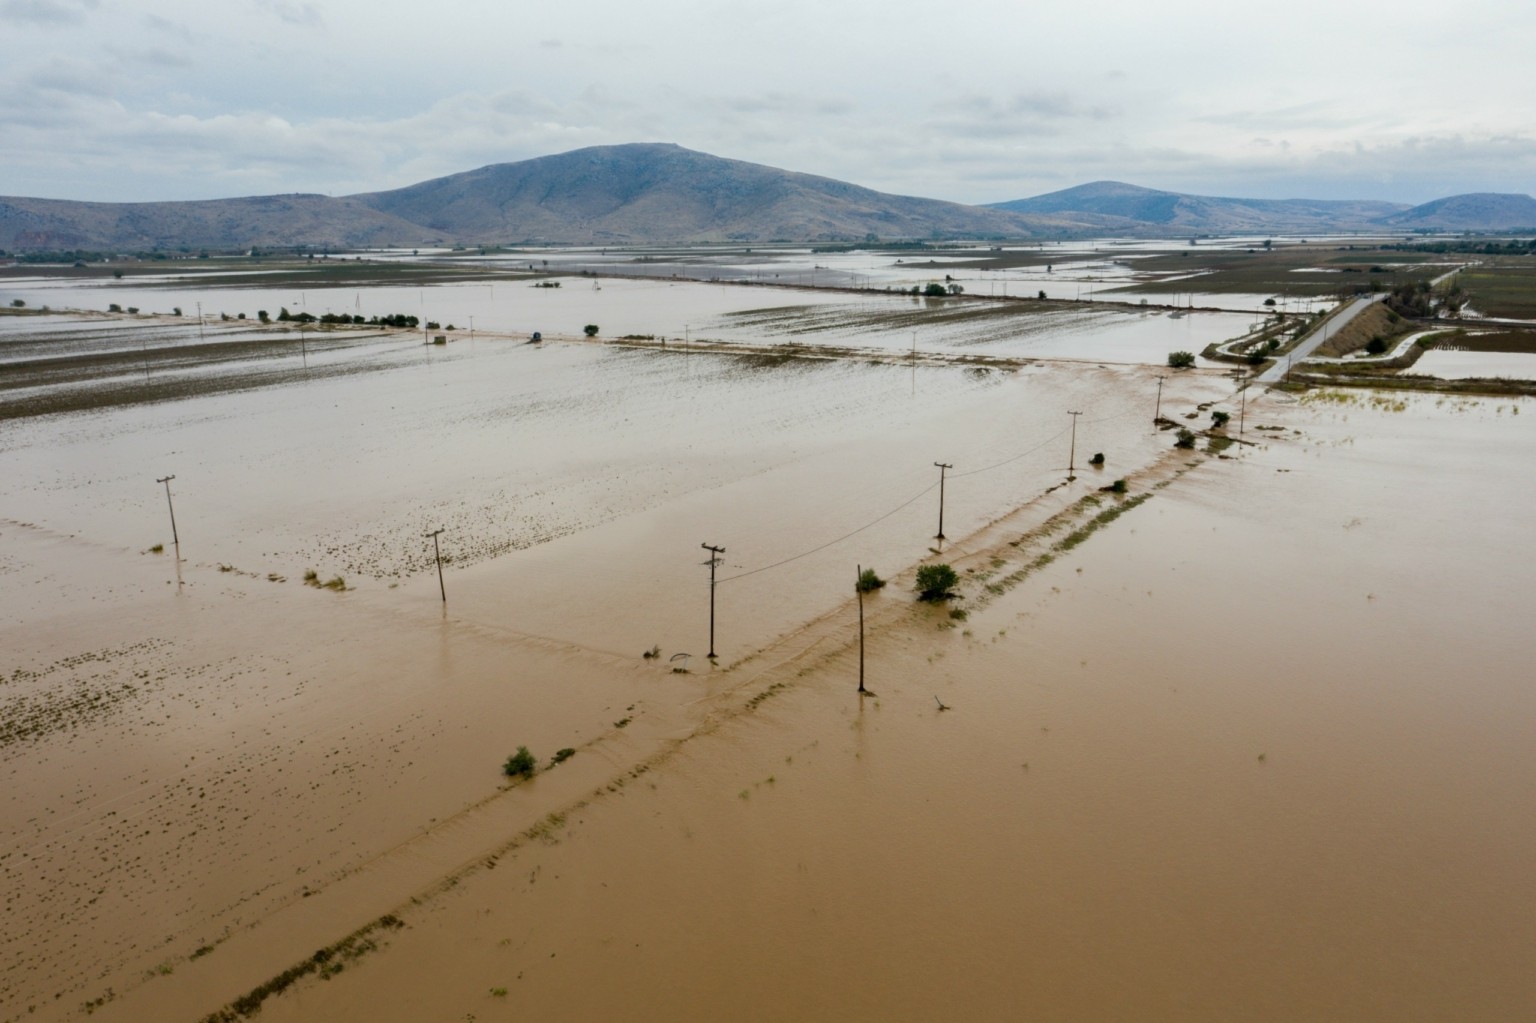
0 193 439 252
1375 193 1536 231
350 143 1078 244
989 181 1409 235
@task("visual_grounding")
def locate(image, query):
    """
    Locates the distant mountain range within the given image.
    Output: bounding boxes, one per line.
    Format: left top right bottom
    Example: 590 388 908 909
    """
1 143 1532 252
987 180 1536 236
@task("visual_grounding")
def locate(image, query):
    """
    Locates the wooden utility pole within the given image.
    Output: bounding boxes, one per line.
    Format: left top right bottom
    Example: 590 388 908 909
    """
425 529 446 603
156 475 179 546
1066 411 1083 479
1239 373 1248 435
701 543 725 659
933 462 953 540
1154 376 1167 424
856 564 867 695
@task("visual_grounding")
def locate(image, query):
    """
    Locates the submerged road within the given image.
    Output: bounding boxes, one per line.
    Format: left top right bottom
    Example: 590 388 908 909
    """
1256 294 1383 385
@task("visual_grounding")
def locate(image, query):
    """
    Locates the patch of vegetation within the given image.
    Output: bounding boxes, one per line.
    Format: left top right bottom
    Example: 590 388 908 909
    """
548 748 575 767
745 681 789 711
1174 428 1197 448
199 914 404 1022
1211 410 1231 428
856 567 886 593
1168 350 1196 368
915 563 959 602
583 324 599 337
503 746 537 778
1088 452 1104 465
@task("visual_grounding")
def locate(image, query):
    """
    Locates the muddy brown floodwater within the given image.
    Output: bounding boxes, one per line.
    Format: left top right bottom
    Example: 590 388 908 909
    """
2 298 1532 1021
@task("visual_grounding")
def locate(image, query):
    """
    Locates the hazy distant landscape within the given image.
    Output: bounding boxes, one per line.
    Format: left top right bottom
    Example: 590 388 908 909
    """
4 144 1536 253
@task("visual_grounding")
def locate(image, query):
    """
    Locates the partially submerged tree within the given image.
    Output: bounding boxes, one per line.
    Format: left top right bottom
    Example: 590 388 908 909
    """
915 563 959 602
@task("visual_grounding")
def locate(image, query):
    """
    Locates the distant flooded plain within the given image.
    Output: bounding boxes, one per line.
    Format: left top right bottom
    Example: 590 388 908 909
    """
1 265 1532 1022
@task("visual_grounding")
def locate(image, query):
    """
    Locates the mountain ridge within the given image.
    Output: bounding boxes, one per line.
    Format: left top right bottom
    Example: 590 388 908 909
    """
1 145 1531 252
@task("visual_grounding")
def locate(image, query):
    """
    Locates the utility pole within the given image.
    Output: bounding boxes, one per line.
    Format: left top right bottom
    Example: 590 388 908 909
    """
196 301 205 342
425 528 446 603
1154 375 1167 424
933 462 953 540
299 324 307 367
1066 411 1082 479
1239 373 1248 435
856 564 868 695
156 475 179 547
701 543 725 659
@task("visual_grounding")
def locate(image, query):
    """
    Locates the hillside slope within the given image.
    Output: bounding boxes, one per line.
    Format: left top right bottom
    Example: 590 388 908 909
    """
352 143 1077 244
0 194 441 252
989 181 1408 234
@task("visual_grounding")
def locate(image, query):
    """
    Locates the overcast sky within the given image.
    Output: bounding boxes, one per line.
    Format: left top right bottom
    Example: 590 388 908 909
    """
3 0 1533 206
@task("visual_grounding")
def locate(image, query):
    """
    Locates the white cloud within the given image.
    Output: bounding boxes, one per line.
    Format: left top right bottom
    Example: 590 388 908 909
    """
1 0 1533 206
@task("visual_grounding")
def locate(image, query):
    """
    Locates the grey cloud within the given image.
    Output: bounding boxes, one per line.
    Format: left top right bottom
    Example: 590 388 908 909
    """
115 45 196 69
0 0 97 25
255 0 322 27
25 56 114 98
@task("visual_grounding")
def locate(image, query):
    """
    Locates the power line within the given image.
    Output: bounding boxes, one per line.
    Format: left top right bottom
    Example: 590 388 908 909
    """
717 481 937 585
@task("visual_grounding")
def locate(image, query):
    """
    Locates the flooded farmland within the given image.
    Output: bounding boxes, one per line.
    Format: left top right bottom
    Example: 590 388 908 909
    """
2 264 1533 1022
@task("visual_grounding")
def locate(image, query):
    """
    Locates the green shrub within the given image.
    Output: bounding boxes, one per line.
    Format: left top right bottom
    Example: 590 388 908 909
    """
1110 478 1128 494
923 282 947 297
856 567 886 593
1211 410 1231 428
915 563 959 602
1366 338 1387 355
549 748 575 767
583 324 599 337
1088 452 1104 466
1168 350 1196 369
503 746 536 778
1174 428 1197 449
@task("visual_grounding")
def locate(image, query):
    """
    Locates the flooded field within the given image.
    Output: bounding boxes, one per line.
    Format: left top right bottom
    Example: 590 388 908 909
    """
2 266 1533 1022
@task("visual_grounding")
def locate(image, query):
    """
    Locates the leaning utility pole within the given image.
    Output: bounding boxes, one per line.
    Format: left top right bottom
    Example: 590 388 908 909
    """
424 528 446 603
1066 411 1083 479
933 462 953 540
701 543 725 659
156 475 179 547
1154 375 1167 424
